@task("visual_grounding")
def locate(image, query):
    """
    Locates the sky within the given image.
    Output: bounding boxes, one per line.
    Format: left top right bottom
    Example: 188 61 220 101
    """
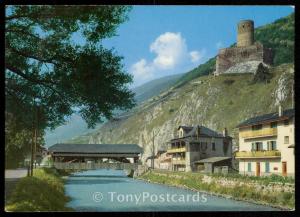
97 5 294 87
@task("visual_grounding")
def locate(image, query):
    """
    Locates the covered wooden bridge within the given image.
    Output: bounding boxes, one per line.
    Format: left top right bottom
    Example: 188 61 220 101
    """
48 143 143 170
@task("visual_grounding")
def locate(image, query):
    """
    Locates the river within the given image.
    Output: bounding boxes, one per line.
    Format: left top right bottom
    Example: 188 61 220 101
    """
64 169 280 211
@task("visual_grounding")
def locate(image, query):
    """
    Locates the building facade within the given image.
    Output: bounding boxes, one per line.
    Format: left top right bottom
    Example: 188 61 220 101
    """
167 126 232 172
235 108 295 177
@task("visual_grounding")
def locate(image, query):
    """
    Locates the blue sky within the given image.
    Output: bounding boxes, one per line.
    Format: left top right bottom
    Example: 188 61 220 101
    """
98 6 294 87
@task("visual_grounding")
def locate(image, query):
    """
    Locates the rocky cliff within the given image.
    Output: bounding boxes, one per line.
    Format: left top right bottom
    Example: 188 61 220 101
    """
89 63 294 161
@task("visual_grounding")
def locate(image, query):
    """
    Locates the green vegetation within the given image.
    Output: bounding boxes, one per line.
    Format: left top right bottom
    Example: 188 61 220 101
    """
133 73 184 104
175 57 216 88
210 172 294 185
5 168 72 211
255 12 294 66
140 170 295 209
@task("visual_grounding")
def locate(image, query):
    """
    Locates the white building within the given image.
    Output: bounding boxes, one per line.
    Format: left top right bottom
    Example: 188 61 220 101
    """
235 108 294 177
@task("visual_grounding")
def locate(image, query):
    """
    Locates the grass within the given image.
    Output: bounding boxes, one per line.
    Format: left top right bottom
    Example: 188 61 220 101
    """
140 170 295 209
5 168 73 212
210 172 295 185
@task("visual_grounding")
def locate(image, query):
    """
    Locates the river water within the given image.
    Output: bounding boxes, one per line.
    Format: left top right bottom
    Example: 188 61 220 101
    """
65 169 280 211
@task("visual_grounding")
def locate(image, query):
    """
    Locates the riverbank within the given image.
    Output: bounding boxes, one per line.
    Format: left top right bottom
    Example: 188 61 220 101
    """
137 170 294 210
5 168 73 211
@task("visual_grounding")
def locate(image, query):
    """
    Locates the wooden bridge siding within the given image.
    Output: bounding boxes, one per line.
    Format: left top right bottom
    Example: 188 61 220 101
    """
53 162 140 170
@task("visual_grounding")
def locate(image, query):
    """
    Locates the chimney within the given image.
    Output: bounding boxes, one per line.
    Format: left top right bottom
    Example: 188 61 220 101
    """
223 128 228 137
278 105 283 117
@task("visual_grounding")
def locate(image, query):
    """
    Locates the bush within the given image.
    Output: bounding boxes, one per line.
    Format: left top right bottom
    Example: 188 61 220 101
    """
223 79 235 85
5 168 72 211
169 108 175 113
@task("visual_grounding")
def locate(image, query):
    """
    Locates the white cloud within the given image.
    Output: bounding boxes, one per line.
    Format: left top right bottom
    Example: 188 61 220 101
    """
150 32 187 69
130 59 154 85
189 50 205 63
130 32 206 86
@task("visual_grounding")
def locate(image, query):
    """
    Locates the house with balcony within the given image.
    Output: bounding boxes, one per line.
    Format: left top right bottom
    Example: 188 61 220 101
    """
235 107 294 177
167 125 232 172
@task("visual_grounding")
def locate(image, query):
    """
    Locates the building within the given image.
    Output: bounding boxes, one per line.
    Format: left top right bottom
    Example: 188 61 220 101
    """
145 149 171 170
194 157 232 174
235 108 295 177
156 150 172 170
214 20 273 75
167 125 232 172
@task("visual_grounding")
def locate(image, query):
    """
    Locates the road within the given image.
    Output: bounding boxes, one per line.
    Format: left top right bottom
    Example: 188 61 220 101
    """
5 168 28 203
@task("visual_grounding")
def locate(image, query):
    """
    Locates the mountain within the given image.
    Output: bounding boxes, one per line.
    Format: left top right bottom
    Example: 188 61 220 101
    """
44 114 102 147
132 73 184 104
87 13 294 161
45 73 183 146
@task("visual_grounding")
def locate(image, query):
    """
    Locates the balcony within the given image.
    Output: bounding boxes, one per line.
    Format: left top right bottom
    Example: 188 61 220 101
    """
240 128 277 139
172 158 186 164
167 147 186 153
235 150 281 158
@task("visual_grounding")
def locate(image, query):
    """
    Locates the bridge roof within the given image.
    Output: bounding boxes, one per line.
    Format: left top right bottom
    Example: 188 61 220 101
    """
48 143 143 154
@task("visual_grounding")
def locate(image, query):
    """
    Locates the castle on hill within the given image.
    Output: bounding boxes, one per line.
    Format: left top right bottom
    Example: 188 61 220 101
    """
214 20 273 75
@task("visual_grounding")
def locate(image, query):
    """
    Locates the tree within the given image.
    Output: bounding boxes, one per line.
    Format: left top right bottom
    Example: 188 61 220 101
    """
5 6 135 167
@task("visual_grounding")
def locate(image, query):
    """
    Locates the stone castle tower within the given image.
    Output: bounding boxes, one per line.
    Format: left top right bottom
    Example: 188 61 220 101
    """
214 20 273 75
237 20 254 47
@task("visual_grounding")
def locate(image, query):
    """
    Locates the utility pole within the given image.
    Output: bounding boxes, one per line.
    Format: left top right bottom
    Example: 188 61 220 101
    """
292 82 294 108
152 131 155 169
30 132 34 176
149 112 160 170
34 106 39 169
30 98 34 176
30 97 40 175
151 129 161 169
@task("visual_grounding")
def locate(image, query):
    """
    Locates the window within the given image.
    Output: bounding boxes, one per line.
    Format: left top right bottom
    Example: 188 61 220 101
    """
252 124 262 131
265 162 270 173
268 141 277 150
212 142 215 151
267 141 277 150
248 163 252 172
284 136 289 144
201 142 207 151
252 142 263 151
284 119 289 126
270 122 277 128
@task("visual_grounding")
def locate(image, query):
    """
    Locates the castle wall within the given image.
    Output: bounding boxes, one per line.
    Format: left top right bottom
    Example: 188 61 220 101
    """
214 19 273 75
215 43 273 75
